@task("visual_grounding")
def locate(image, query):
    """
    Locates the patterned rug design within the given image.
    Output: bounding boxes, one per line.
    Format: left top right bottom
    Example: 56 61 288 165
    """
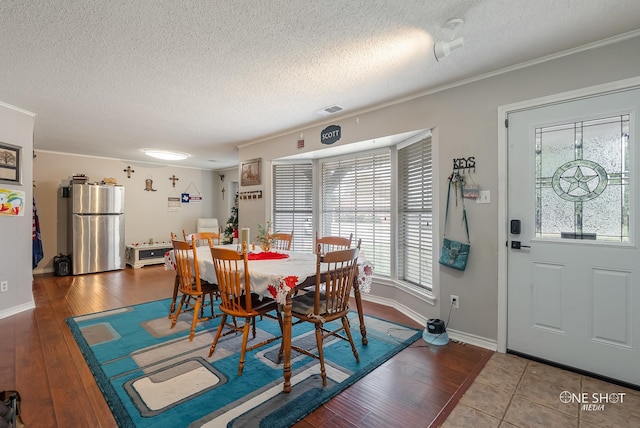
67 299 421 427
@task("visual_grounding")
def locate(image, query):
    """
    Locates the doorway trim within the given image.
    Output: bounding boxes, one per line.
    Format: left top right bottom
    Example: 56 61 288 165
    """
497 76 640 353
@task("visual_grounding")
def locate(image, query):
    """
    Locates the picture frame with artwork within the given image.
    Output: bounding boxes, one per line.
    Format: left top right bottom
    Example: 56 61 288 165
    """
0 142 21 185
241 157 261 186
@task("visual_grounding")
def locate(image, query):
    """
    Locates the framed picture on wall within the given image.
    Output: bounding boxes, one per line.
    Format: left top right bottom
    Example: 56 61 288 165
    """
241 158 261 186
0 142 21 185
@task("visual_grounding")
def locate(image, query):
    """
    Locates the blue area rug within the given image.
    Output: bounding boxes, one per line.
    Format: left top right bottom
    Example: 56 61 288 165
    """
67 298 421 427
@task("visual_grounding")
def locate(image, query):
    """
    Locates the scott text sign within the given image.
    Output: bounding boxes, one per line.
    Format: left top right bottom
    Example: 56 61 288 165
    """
321 125 341 145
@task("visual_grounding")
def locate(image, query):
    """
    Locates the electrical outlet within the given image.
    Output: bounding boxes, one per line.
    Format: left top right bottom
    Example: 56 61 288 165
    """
0 281 8 293
450 294 459 309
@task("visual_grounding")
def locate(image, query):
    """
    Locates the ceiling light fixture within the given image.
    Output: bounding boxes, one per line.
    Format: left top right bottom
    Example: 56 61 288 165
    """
143 149 189 161
434 18 465 62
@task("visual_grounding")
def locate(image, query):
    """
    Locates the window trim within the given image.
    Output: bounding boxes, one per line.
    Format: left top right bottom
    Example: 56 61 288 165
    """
270 128 438 300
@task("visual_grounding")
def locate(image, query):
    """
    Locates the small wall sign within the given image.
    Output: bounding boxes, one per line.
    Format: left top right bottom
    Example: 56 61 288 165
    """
168 196 181 212
321 125 341 145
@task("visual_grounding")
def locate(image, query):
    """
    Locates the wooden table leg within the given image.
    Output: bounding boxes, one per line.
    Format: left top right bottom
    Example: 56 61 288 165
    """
353 281 368 345
282 290 293 392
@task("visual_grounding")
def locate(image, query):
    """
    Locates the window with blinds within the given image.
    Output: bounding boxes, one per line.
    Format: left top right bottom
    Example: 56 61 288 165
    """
320 151 391 277
398 136 433 290
272 163 313 252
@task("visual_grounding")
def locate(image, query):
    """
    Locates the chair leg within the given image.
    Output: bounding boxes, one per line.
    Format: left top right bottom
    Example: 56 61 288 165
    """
208 314 228 357
251 317 257 338
341 316 360 363
209 292 216 318
189 298 201 341
170 294 187 329
169 275 180 318
315 324 327 386
238 319 252 376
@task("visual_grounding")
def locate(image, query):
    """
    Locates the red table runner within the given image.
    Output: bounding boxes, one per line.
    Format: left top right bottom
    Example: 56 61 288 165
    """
248 252 289 261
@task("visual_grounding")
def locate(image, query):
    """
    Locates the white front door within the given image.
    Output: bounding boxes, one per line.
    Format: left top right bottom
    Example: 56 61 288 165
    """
507 87 640 387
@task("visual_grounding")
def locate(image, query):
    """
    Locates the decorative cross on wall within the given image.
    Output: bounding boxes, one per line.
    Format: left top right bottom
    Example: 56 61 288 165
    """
169 175 179 187
123 166 135 178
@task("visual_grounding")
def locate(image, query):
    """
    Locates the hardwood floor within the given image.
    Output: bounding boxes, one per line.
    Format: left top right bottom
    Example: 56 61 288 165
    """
0 266 492 427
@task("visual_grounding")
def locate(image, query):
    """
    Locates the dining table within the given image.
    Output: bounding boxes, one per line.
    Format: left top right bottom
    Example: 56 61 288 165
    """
164 244 374 393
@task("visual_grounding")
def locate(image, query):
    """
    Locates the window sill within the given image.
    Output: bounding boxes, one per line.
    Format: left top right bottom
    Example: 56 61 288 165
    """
371 276 436 306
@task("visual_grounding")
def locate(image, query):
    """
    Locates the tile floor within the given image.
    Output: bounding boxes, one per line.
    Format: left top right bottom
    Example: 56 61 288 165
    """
442 353 640 427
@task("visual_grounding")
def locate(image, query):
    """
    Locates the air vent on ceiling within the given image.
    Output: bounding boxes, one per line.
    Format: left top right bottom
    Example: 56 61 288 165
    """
315 104 344 116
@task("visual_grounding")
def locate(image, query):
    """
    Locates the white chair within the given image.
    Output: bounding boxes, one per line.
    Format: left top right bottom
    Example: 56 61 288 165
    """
197 218 219 233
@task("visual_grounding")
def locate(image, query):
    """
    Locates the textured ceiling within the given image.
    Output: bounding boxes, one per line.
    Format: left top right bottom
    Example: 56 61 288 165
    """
1 1 640 169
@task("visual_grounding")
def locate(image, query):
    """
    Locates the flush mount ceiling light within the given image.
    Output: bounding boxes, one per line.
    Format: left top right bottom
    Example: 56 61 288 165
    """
434 18 465 62
143 149 189 161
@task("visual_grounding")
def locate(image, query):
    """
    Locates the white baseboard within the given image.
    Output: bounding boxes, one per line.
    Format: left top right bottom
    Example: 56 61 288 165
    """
33 266 55 275
446 328 498 351
360 293 497 351
0 300 35 320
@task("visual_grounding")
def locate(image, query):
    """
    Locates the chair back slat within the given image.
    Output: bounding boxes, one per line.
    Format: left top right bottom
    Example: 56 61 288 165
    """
315 232 353 254
185 231 220 247
272 231 293 250
313 245 359 316
210 243 254 315
172 239 203 295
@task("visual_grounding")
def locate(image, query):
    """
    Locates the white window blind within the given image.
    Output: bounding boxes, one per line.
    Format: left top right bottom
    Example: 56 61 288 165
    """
320 151 391 276
272 163 313 252
398 136 433 290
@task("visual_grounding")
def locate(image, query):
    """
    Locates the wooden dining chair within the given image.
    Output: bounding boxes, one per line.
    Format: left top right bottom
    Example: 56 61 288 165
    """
288 240 361 386
169 231 214 317
272 231 293 251
170 239 219 341
315 232 353 254
208 242 284 376
184 231 221 247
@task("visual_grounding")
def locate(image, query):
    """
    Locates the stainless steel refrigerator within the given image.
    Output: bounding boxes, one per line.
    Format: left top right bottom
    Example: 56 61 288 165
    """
68 183 125 275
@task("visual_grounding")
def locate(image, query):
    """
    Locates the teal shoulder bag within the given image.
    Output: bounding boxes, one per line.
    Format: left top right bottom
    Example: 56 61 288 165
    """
439 178 470 271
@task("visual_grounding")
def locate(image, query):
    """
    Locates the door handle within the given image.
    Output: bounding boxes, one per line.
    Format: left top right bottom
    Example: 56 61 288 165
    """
510 241 530 249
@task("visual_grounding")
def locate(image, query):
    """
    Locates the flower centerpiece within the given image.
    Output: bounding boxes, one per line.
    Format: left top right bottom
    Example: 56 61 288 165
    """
256 220 278 252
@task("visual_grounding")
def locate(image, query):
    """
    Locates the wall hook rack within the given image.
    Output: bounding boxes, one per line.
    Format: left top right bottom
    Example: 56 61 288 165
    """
453 156 476 174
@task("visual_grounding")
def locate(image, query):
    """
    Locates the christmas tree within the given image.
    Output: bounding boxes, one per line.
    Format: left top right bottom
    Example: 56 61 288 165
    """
222 191 238 244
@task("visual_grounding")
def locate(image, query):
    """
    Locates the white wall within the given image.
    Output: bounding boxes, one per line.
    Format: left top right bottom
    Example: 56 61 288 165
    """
33 151 217 274
0 102 35 317
239 35 640 344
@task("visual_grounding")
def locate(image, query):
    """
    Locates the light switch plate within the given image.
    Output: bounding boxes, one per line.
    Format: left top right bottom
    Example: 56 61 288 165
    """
476 190 490 204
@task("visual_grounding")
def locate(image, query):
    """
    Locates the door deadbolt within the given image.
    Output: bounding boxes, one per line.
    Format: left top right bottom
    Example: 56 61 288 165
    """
510 241 530 249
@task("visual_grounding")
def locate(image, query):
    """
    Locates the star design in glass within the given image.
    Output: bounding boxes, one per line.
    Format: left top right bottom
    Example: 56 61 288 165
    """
561 166 598 194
